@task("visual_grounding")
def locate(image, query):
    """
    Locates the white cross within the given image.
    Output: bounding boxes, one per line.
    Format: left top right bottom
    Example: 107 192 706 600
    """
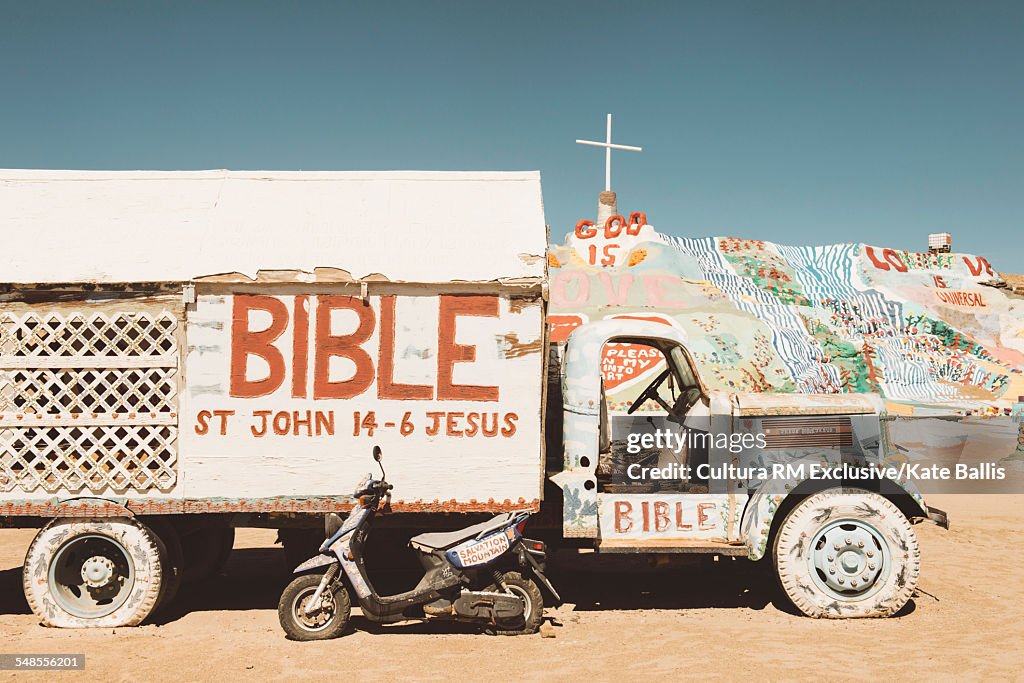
575 113 642 192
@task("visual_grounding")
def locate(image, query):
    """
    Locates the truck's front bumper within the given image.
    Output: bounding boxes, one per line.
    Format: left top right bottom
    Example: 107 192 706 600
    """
926 505 949 530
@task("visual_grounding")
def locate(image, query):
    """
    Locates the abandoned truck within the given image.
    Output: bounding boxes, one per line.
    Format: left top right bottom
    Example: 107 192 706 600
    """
0 170 945 628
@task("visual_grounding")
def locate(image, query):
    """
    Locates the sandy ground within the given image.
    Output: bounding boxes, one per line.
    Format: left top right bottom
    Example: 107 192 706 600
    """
0 494 1021 681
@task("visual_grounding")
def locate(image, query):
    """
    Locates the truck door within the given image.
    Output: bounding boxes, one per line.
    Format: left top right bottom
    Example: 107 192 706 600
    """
595 338 740 551
553 320 743 552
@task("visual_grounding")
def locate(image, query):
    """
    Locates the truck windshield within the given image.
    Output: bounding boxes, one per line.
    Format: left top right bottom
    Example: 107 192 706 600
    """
668 346 698 390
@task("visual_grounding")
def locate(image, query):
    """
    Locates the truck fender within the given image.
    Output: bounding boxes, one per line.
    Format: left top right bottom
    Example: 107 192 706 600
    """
293 552 338 574
739 471 929 561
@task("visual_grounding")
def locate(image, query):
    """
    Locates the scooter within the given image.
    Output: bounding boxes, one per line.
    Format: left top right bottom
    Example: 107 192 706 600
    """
277 445 560 640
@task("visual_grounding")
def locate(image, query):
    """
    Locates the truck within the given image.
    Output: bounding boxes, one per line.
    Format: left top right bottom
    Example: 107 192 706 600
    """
1 169 949 628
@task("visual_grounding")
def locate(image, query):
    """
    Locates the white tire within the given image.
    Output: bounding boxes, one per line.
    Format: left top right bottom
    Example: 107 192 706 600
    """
23 517 164 628
773 488 920 618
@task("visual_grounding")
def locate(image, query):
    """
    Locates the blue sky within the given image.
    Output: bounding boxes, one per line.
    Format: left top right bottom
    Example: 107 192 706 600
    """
2 1 1021 267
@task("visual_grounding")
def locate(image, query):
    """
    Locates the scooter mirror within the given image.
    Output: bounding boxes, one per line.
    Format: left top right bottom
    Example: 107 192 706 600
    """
372 445 382 462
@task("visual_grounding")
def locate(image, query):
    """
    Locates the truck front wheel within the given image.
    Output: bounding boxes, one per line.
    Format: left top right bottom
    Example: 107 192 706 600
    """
22 517 164 628
773 488 920 618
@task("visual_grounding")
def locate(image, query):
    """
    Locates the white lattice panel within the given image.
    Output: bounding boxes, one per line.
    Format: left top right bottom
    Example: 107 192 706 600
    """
0 310 176 357
0 425 177 493
0 368 176 415
0 307 180 495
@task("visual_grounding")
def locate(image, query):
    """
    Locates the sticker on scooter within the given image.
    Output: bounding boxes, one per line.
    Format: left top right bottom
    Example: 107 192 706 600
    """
451 531 511 567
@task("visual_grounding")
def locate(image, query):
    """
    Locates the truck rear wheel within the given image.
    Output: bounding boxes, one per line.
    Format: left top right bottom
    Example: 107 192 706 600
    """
773 488 919 618
145 518 184 613
23 517 164 628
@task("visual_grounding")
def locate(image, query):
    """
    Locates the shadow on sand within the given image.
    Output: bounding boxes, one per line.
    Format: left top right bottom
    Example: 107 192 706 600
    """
2 545 916 629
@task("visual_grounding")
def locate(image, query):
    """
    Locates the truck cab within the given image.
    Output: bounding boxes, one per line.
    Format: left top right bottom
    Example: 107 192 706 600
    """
550 318 947 618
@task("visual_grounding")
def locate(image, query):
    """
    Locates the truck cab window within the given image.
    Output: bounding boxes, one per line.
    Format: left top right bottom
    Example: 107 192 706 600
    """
598 342 674 492
600 342 671 414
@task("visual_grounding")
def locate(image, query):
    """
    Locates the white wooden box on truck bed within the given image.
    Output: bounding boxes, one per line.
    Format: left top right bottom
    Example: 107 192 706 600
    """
0 170 549 517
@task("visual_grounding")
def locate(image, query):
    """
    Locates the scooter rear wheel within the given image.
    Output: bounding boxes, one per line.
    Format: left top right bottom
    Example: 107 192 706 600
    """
485 571 544 636
278 572 351 641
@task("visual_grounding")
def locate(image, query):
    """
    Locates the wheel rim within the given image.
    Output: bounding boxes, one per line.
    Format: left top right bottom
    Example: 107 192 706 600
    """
504 583 532 623
48 534 135 619
808 519 890 601
290 585 336 632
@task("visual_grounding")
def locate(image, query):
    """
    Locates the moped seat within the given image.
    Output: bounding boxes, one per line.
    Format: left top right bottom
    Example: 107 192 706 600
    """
409 512 518 552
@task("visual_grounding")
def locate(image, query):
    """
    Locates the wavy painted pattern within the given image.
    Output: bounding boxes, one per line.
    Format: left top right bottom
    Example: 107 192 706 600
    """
549 224 1024 410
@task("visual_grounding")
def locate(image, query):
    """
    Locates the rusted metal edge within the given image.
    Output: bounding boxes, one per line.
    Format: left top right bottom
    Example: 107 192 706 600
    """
0 496 541 517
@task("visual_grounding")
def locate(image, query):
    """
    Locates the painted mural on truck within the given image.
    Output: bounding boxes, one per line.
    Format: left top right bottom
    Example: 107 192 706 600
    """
548 214 1024 414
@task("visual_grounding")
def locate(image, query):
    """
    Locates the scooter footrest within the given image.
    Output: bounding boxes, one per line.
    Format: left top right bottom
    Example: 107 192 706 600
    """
423 598 454 616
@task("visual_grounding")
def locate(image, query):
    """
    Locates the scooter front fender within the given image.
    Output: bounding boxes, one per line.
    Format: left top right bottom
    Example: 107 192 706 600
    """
293 552 339 574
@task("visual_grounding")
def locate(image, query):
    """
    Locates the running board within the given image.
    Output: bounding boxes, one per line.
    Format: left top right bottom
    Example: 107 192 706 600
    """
597 538 748 555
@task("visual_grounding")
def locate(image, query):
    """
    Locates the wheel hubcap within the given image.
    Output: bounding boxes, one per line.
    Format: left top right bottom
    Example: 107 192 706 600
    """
809 520 888 600
292 587 335 631
48 534 135 619
81 555 116 588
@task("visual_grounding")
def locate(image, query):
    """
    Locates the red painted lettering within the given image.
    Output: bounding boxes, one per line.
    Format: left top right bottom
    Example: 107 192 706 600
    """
230 296 289 397
501 412 518 437
575 219 597 239
614 501 633 533
446 412 464 437
653 501 671 532
866 246 908 273
963 256 994 277
675 502 692 530
437 296 499 401
312 296 375 400
604 215 626 239
697 502 716 531
291 295 310 398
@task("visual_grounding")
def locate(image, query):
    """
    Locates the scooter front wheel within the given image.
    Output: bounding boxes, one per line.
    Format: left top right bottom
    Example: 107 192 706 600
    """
278 572 351 641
